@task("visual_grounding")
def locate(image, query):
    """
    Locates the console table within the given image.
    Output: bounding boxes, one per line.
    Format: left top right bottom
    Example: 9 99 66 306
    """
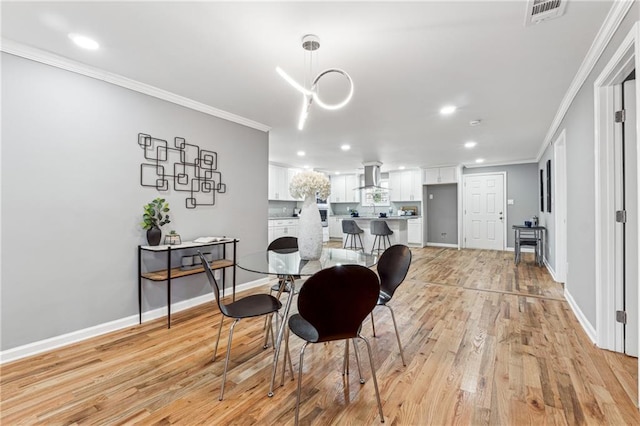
138 238 237 328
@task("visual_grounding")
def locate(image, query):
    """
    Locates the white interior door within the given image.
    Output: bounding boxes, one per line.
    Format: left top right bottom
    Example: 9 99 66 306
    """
463 173 505 250
623 78 638 357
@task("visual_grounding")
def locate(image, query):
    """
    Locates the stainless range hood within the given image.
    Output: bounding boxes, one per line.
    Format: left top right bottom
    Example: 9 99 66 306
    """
356 161 384 190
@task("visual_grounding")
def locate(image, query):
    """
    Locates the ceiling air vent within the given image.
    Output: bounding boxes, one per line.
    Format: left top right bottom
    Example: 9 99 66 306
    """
524 0 567 26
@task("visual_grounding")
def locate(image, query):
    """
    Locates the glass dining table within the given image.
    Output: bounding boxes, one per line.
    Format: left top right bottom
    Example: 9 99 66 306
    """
236 247 378 397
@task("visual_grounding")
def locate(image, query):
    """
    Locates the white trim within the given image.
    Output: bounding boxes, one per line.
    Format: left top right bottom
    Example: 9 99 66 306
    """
544 257 559 282
463 158 538 168
425 242 458 248
536 0 635 162
565 288 597 345
0 277 269 364
505 246 535 253
0 39 271 133
594 23 639 353
553 129 568 283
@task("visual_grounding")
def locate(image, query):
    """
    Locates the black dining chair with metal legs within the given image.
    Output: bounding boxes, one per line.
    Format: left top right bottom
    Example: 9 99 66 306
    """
370 244 412 366
198 252 291 401
262 237 300 347
288 265 385 425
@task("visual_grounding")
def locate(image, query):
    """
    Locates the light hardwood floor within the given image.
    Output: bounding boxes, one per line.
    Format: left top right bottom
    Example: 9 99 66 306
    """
2 245 639 425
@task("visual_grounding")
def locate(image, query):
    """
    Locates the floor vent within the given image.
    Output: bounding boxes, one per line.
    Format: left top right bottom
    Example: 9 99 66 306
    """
524 0 567 26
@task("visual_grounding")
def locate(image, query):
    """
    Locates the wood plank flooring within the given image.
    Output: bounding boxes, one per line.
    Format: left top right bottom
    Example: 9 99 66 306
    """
2 245 638 425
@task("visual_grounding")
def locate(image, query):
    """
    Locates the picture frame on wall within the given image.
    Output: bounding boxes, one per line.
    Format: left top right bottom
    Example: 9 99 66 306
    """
540 169 544 212
546 159 552 213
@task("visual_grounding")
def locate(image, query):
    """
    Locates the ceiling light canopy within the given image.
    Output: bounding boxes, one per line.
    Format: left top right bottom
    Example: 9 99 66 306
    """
440 105 456 115
68 33 99 50
277 34 354 130
464 141 477 148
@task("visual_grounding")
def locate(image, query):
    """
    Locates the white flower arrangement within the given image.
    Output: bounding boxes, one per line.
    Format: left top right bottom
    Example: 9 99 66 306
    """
289 170 331 200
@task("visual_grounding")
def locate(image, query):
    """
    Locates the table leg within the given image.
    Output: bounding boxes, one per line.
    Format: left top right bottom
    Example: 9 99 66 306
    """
268 275 295 397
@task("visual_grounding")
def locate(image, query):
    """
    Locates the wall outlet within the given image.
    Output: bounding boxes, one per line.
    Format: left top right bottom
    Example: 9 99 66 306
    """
507 199 514 205
214 270 222 280
441 232 447 239
429 194 434 199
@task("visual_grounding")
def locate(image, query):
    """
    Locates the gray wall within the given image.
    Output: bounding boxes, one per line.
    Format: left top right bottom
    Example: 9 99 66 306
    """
464 163 539 248
542 4 639 328
425 184 457 244
1 53 269 351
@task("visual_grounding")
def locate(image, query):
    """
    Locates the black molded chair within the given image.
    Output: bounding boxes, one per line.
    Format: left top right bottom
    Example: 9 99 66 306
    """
342 219 365 251
370 220 394 254
370 244 412 366
198 252 282 401
288 265 384 425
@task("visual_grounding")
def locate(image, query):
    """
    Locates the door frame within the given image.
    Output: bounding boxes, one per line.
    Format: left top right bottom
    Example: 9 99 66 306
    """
462 171 507 251
553 130 567 283
594 23 638 352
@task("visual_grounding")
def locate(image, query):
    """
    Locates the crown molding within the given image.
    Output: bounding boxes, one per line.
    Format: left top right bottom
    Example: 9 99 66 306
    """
536 0 635 161
463 158 538 169
0 38 271 133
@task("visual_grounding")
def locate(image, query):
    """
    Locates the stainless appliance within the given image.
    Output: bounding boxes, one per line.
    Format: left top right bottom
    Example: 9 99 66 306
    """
318 206 328 227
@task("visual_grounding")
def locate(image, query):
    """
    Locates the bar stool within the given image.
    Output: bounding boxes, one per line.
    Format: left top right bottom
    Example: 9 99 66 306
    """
371 220 393 254
342 219 364 251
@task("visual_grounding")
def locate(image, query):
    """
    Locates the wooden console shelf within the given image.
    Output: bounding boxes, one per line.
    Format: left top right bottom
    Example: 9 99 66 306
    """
141 259 234 281
138 238 238 328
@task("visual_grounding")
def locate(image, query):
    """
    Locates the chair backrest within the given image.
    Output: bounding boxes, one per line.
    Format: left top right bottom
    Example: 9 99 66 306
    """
371 220 392 236
198 252 230 317
342 219 362 234
268 236 298 252
377 244 412 299
297 265 379 342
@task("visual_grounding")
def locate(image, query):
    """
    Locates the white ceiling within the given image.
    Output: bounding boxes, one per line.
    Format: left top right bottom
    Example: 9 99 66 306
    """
1 1 614 174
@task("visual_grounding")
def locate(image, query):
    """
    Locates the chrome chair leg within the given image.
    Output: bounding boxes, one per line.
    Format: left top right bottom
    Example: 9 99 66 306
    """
359 334 385 423
281 325 295 385
342 340 350 375
295 342 309 426
385 304 406 366
220 318 239 401
370 310 377 337
213 316 224 362
352 338 365 384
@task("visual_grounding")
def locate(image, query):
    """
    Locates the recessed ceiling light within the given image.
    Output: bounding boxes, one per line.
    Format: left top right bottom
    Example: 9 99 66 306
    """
469 119 482 126
475 158 485 164
465 141 477 149
398 166 406 170
341 144 351 151
335 171 341 175
440 105 456 115
68 33 99 50
297 150 305 156
303 165 310 169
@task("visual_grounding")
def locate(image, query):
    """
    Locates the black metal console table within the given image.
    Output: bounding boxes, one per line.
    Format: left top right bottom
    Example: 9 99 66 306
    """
138 238 237 328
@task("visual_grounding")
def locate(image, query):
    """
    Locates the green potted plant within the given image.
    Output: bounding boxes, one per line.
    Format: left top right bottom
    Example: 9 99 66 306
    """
141 197 171 246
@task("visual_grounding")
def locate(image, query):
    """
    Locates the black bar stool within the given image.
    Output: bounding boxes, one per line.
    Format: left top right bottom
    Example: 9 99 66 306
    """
342 219 364 251
370 220 393 254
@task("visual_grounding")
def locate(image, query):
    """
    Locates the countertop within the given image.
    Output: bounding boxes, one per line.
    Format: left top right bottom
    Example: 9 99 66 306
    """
332 215 421 220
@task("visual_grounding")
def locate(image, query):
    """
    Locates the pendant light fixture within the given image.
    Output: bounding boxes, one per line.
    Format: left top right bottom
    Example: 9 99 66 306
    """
276 34 354 130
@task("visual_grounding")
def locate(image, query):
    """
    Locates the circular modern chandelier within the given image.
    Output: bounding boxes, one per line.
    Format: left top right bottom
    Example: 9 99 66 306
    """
276 34 354 130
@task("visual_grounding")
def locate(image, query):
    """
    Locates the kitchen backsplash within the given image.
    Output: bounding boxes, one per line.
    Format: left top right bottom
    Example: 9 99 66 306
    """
330 201 421 216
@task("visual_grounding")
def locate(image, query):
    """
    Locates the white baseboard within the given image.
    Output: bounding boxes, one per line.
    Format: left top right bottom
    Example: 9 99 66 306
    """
426 242 458 248
504 246 535 253
543 258 561 282
0 277 269 364
564 287 597 344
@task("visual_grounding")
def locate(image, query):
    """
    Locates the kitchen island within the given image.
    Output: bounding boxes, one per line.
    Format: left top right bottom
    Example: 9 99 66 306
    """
341 216 415 252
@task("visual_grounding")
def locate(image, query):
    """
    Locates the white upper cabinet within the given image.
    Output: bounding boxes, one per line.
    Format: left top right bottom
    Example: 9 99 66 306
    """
268 165 301 201
424 166 458 184
331 174 360 203
389 170 422 201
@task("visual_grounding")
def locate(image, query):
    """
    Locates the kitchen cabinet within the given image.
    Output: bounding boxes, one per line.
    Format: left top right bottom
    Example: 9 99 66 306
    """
330 174 360 203
407 218 423 246
424 166 458 185
268 218 299 243
269 165 302 201
389 170 422 201
328 217 343 239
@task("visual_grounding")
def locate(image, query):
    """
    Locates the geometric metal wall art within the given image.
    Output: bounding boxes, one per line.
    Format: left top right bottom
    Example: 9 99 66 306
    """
138 133 227 209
